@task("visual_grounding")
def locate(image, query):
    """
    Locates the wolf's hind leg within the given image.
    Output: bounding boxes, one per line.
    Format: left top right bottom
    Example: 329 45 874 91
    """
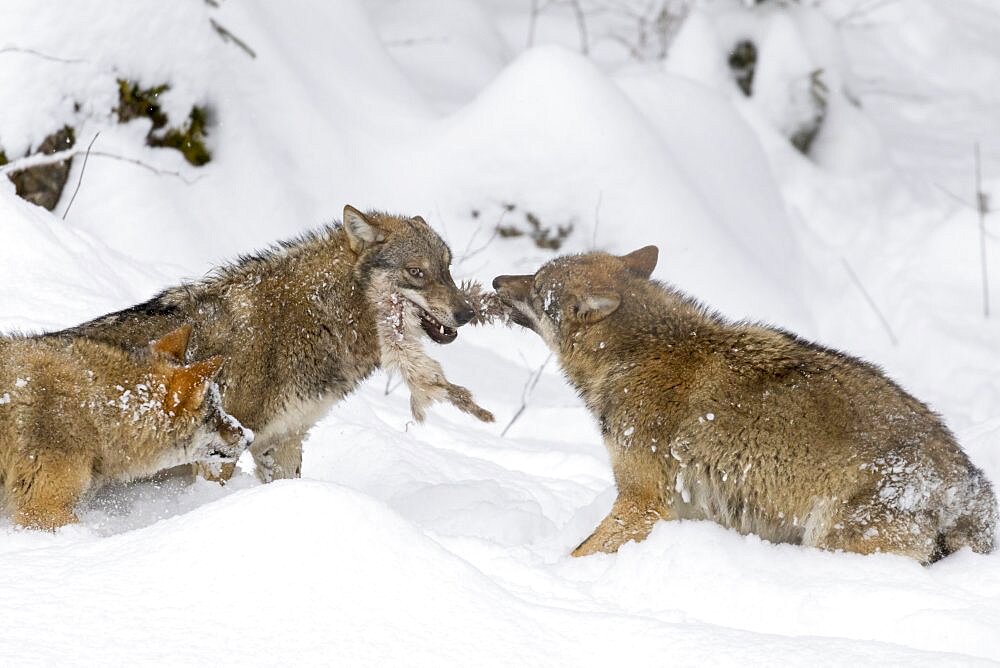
250 432 303 483
815 495 939 564
8 451 92 530
572 494 669 557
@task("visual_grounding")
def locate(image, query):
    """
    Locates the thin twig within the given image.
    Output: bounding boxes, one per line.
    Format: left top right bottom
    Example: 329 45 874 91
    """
457 209 505 266
89 151 201 183
501 353 552 437
383 36 449 48
384 372 404 396
841 258 898 346
527 0 544 48
566 0 590 55
591 190 603 249
62 132 100 220
209 18 256 59
834 0 901 26
0 46 86 64
1 146 199 184
975 142 990 318
933 182 977 209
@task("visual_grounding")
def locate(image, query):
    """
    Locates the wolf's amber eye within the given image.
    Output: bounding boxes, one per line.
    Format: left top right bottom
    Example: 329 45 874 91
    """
407 267 425 279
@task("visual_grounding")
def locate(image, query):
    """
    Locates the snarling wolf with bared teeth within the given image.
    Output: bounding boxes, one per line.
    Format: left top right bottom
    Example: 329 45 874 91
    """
0 325 251 529
56 206 491 483
493 246 997 564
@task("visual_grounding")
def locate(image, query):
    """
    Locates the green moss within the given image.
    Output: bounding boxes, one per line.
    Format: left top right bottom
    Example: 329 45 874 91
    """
115 79 169 128
0 150 7 167
115 80 211 166
150 105 211 166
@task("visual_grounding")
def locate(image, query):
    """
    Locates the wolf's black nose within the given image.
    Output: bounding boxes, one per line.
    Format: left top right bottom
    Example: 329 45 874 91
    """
453 305 475 326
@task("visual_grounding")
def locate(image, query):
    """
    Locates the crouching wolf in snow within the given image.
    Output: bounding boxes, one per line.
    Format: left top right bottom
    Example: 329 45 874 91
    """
59 206 491 483
493 247 998 564
0 326 251 529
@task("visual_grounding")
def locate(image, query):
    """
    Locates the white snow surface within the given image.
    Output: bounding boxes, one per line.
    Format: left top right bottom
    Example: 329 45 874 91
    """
1 0 999 664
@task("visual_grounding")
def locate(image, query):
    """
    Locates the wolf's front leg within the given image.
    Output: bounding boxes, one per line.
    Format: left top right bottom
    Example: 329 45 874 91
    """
250 432 303 483
8 450 93 530
571 493 669 557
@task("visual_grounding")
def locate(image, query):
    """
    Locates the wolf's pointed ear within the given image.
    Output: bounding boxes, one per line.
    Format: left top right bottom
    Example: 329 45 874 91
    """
150 324 193 362
343 205 385 253
166 356 224 412
188 355 225 383
574 291 621 324
621 245 658 278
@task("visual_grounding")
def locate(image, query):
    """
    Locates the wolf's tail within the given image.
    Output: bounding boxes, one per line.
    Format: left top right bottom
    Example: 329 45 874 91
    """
940 473 999 556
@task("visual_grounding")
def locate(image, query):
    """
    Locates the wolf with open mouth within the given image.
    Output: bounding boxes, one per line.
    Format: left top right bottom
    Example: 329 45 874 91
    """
58 205 491 483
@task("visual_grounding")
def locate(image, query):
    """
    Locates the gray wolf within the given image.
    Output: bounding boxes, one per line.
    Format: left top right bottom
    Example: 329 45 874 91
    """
0 325 251 529
60 206 490 483
493 246 998 563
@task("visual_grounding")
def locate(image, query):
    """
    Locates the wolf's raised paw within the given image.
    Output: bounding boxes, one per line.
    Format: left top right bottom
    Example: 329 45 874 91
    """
446 383 495 423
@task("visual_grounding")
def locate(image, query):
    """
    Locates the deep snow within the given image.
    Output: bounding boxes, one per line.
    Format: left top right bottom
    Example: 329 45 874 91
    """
1 0 999 664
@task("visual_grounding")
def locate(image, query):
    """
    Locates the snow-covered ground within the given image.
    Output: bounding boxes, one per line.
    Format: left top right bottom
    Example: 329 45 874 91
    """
1 0 998 664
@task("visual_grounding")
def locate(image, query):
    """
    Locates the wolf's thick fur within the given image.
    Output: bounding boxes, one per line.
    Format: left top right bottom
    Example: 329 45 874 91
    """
59 206 487 482
0 327 251 529
494 247 998 563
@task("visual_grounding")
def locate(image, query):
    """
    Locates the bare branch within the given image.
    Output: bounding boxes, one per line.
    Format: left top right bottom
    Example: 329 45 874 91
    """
62 132 100 220
841 258 898 346
457 208 506 267
591 190 603 249
834 0 901 27
383 36 450 48
975 142 990 318
209 18 256 59
1 145 200 185
384 371 404 396
501 353 553 437
566 0 591 55
0 46 86 64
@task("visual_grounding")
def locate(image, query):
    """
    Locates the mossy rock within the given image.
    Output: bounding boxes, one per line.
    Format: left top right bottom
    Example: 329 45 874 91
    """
116 79 212 166
729 40 757 97
6 126 76 211
115 79 169 129
150 106 211 166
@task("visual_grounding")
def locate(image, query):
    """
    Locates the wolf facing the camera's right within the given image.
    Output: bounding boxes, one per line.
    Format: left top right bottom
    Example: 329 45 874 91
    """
492 246 998 563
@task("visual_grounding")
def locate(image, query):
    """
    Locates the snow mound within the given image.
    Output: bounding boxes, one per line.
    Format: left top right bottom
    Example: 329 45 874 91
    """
0 481 987 665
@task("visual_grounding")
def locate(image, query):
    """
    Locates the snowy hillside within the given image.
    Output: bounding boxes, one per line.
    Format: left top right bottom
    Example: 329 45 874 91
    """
1 0 999 664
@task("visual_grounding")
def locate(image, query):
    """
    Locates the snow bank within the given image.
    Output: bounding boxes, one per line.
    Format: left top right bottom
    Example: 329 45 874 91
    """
0 482 987 665
0 188 161 331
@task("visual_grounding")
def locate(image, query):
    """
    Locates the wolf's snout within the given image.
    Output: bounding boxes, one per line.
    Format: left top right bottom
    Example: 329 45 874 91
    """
453 304 475 326
492 276 510 290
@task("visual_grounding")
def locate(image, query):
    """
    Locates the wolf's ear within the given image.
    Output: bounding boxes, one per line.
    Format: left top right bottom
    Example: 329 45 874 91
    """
150 324 193 362
343 205 385 253
166 356 224 412
621 245 658 278
574 291 621 324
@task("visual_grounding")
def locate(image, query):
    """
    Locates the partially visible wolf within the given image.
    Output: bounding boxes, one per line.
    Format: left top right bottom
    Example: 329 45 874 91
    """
0 325 251 529
493 247 998 563
59 206 490 483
